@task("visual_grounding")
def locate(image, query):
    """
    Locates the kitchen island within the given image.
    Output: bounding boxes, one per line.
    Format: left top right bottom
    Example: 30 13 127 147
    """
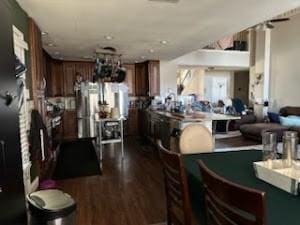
144 110 240 152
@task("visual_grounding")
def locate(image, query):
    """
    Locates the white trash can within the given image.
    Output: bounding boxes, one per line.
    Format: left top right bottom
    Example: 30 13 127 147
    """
27 189 76 225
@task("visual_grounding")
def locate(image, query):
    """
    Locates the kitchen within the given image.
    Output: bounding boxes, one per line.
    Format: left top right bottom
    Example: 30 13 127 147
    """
2 0 300 224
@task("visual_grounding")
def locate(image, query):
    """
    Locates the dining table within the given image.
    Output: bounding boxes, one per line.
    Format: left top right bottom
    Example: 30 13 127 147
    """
182 150 300 225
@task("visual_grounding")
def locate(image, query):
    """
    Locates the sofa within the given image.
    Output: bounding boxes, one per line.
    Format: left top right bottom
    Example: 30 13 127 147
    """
240 106 300 141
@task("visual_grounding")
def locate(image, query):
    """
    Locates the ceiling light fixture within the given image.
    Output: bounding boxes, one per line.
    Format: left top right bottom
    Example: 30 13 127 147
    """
54 51 60 55
41 31 48 36
47 43 55 47
149 49 154 53
104 35 114 40
160 40 168 45
149 0 179 3
141 56 145 59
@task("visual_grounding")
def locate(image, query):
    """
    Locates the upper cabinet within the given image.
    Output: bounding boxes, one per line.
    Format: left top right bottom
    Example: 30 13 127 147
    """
134 60 160 97
47 59 63 97
124 64 136 96
45 60 95 98
135 62 148 96
63 62 76 97
75 62 94 81
148 60 160 96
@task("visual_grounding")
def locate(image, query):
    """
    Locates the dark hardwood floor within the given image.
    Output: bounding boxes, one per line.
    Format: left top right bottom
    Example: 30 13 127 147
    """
55 135 259 225
56 137 166 225
215 136 260 149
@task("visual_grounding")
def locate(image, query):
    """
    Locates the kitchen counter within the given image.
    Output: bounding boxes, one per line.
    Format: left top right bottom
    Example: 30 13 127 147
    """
146 110 241 151
149 110 241 122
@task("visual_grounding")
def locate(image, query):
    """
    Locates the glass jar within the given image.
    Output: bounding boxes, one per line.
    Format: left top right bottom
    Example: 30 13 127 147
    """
262 131 277 168
282 131 298 168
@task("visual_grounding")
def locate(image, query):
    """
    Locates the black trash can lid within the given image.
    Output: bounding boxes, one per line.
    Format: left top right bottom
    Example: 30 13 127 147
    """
28 189 75 211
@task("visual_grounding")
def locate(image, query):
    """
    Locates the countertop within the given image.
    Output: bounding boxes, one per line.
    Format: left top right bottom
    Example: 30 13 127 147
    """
149 110 241 122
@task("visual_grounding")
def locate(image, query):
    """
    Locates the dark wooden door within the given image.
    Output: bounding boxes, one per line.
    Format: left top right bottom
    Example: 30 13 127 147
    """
63 62 76 96
234 71 249 105
0 1 27 224
135 62 148 96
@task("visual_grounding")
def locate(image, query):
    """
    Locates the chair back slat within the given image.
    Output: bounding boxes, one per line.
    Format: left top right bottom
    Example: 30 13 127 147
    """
198 160 266 225
158 140 192 225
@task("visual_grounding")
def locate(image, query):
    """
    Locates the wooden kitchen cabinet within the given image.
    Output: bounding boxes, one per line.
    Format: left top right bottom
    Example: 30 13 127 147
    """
29 18 44 107
135 63 149 96
75 62 94 81
134 60 160 97
63 62 76 97
126 108 138 136
124 64 136 96
148 60 160 96
47 59 63 97
62 110 77 140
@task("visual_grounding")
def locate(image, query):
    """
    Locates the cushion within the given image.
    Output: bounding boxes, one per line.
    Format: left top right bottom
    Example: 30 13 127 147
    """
232 98 245 114
240 123 289 141
179 124 214 154
268 112 280 123
279 107 300 117
280 116 300 127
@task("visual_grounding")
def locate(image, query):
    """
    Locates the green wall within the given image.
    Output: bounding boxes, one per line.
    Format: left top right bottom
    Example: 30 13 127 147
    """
6 0 32 96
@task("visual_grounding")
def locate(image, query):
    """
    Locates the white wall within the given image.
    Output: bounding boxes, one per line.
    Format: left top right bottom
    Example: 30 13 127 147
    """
181 68 205 96
269 13 300 111
175 49 250 68
160 49 250 97
160 60 178 97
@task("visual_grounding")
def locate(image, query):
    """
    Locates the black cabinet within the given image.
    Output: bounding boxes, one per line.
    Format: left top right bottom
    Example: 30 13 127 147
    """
0 1 27 224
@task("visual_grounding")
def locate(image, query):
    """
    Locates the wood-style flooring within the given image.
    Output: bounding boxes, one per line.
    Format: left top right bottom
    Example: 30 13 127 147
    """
56 138 166 225
56 136 260 225
215 136 260 149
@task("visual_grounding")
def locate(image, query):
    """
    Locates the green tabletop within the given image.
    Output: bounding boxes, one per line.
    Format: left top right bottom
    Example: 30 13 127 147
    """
182 150 300 225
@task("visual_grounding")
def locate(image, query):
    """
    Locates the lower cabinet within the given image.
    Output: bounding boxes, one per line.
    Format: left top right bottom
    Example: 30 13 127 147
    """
62 111 78 140
125 108 138 136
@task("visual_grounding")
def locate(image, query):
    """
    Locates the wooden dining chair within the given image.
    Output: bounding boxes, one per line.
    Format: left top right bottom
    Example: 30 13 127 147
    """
157 140 192 225
198 160 267 225
179 124 214 154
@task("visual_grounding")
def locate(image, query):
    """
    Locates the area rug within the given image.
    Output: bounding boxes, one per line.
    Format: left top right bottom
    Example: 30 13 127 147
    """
53 139 101 180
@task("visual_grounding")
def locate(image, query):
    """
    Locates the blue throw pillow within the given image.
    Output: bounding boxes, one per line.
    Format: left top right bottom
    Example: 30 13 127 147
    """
279 116 300 127
268 112 280 123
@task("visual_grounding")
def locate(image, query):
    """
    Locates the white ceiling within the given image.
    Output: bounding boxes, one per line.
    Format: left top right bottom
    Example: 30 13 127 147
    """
17 0 300 63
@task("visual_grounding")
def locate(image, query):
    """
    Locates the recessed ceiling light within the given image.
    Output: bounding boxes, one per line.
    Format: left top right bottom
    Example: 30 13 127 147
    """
47 43 55 47
149 0 179 3
104 35 114 40
149 49 154 53
42 31 48 36
160 40 168 45
141 56 145 59
54 51 60 55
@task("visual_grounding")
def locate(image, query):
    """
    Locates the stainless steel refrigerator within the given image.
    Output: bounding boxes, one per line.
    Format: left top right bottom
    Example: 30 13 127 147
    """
77 82 99 138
